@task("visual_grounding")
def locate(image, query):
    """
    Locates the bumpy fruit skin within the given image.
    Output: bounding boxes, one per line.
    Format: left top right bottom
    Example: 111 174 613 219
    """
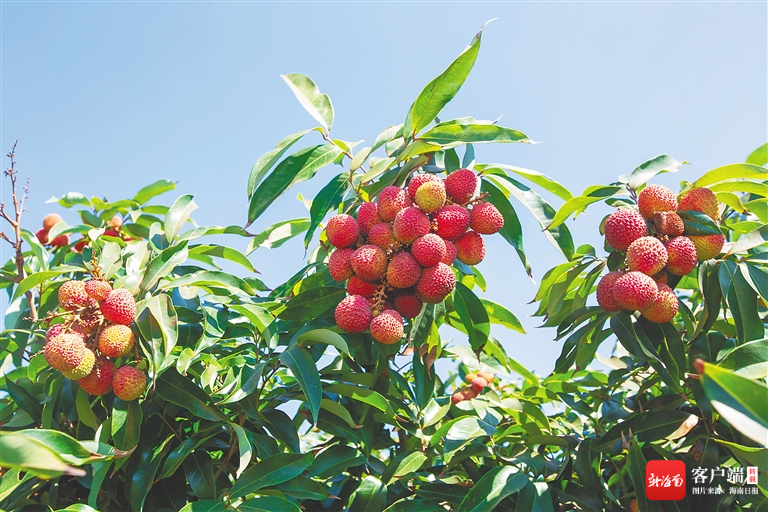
455 231 486 265
604 208 647 251
62 350 96 380
328 248 355 281
471 377 488 393
470 202 504 235
351 245 387 282
415 181 446 214
100 289 137 325
433 205 470 241
58 280 95 311
393 293 423 319
334 295 372 333
46 323 84 344
393 207 430 244
416 263 456 303
85 280 112 301
638 184 678 219
444 169 478 204
596 271 623 312
442 240 458 265
378 186 412 222
653 211 684 236
44 332 88 371
112 366 147 401
367 222 395 248
411 233 447 267
356 202 380 235
326 214 359 248
664 236 698 276
408 173 441 200
626 236 668 275
641 283 679 323
451 391 465 405
613 271 658 311
689 234 725 261
35 228 48 244
98 324 136 358
679 187 719 221
347 275 378 298
387 252 422 289
78 356 115 396
370 309 404 344
43 213 63 231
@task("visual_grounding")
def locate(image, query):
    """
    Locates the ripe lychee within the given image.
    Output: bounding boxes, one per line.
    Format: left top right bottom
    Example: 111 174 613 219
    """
613 271 658 311
35 228 48 244
471 377 487 393
387 252 422 289
678 187 719 221
393 207 430 244
104 229 120 238
464 373 478 383
462 388 478 400
112 366 147 401
328 248 355 282
638 184 677 219
334 295 372 333
58 280 95 311
347 275 378 298
596 271 623 312
411 233 447 267
62 350 96 380
641 283 679 323
653 211 684 237
604 208 648 252
356 202 380 235
78 356 115 396
50 234 70 248
664 236 698 276
416 263 456 304
451 391 465 405
98 324 136 358
326 214 359 248
45 323 85 344
370 310 404 344
444 169 478 204
415 181 446 214
688 234 725 261
108 215 123 229
455 231 486 266
100 289 137 325
378 186 413 222
470 202 504 235
350 245 387 282
85 280 112 301
393 293 423 319
367 222 396 248
43 213 63 231
44 332 88 371
477 371 494 382
626 237 668 275
408 173 441 201
442 240 458 265
433 205 470 241
74 239 88 253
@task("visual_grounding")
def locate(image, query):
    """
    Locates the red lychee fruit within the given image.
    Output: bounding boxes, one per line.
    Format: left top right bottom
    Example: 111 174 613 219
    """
377 186 413 222
630 498 640 512
416 263 456 304
604 208 648 252
464 373 478 383
433 205 470 241
103 229 120 238
415 181 446 214
470 202 504 235
411 233 447 267
58 280 95 311
688 234 726 261
455 231 486 266
596 271 623 312
367 222 396 248
471 376 488 393
107 215 123 229
43 213 63 231
45 323 85 344
613 271 658 311
78 356 116 396
477 371 494 383
44 332 88 371
626 236 668 276
393 293 423 319
334 295 372 333
35 228 48 244
85 280 112 301
62 349 96 380
356 202 380 235
638 184 678 219
98 324 136 358
326 214 359 248
462 388 479 400
50 234 70 248
442 240 458 265
347 275 378 298
678 188 719 221
444 169 479 204
74 239 88 253
100 289 137 325
328 248 355 282
653 211 684 237
387 252 422 289
408 173 441 201
664 236 698 276
370 309 404 344
451 391 465 404
350 245 387 282
393 207 430 244
112 366 147 401
641 283 679 323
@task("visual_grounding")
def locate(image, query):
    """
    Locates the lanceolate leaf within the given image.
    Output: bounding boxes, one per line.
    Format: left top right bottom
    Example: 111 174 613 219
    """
229 453 314 498
248 129 316 197
112 399 143 451
481 164 573 201
692 163 768 188
456 466 529 512
453 282 490 352
420 122 532 145
481 298 525 333
156 369 229 423
547 186 624 230
165 194 198 242
280 347 322 425
746 142 768 166
481 180 531 276
134 179 177 204
281 74 334 132
139 241 189 293
717 338 768 378
248 218 311 253
592 410 697 452
349 475 387 512
0 431 84 478
678 210 722 236
719 261 762 343
304 172 349 248
627 154 684 190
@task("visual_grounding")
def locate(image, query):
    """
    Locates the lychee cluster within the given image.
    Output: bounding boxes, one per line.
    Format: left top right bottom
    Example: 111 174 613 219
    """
451 371 496 404
597 185 725 323
40 276 146 400
35 212 130 253
328 169 504 344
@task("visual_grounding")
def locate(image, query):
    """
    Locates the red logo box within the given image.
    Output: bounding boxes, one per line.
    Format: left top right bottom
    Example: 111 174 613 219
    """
646 460 686 501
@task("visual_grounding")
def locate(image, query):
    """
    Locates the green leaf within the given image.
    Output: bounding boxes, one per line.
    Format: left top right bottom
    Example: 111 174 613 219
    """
727 225 768 255
111 398 142 451
281 73 334 132
12 429 106 465
304 172 349 248
139 241 189 293
296 328 349 355
26 353 48 382
156 369 230 422
719 261 762 343
549 481 601 512
272 475 329 500
0 431 83 478
279 347 322 425
5 379 42 423
229 452 313 498
49 191 92 208
261 409 301 453
678 210 723 236
279 286 347 321
307 444 366 479
12 266 83 301
456 466 529 512
453 282 490 352
323 383 395 416
248 218 311 253
163 270 255 296
516 482 554 512
747 142 768 166
349 475 387 512
592 410 697 452
481 298 525 333
627 441 652 512
248 129 316 198
134 179 177 204
179 501 227 512
129 434 175 512
717 338 768 378
76 388 99 429
231 424 253 478
239 496 301 512
692 163 768 188
627 154 684 190
320 399 358 428
382 451 427 484
136 293 178 374
183 451 216 499
481 180 530 276
165 194 198 243
188 244 255 272
482 164 573 202
420 122 532 145
547 186 624 230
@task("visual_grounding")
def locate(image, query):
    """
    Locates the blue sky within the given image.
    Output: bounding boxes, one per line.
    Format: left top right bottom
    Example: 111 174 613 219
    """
1 2 766 376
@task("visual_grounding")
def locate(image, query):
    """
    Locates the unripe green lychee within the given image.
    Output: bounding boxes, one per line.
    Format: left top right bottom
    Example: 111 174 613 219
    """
393 293 423 319
112 366 147 401
328 248 355 282
455 231 486 265
678 187 719 221
638 184 678 219
470 202 504 235
356 202 380 235
334 295 372 333
613 271 658 311
58 280 95 311
35 228 48 244
347 275 378 298
433 205 470 241
98 324 136 358
688 234 726 261
664 236 698 276
596 271 623 312
377 186 412 222
370 309 404 344
415 181 446 214
653 211 684 236
43 213 63 231
326 214 359 248
604 208 648 251
641 283 679 323
408 173 441 201
444 169 479 204
44 332 88 371
442 240 458 265
393 207 430 244
411 233 447 267
78 356 115 396
387 252 422 289
416 263 456 304
626 236 668 275
62 350 96 380
100 289 137 325
85 280 112 301
367 222 395 248
351 245 387 282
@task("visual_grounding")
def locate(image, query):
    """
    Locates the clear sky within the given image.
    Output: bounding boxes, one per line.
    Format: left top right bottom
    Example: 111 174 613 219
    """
1 2 766 376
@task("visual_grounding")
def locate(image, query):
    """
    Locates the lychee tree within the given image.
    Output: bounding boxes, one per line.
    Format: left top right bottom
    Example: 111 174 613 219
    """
1 22 767 512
